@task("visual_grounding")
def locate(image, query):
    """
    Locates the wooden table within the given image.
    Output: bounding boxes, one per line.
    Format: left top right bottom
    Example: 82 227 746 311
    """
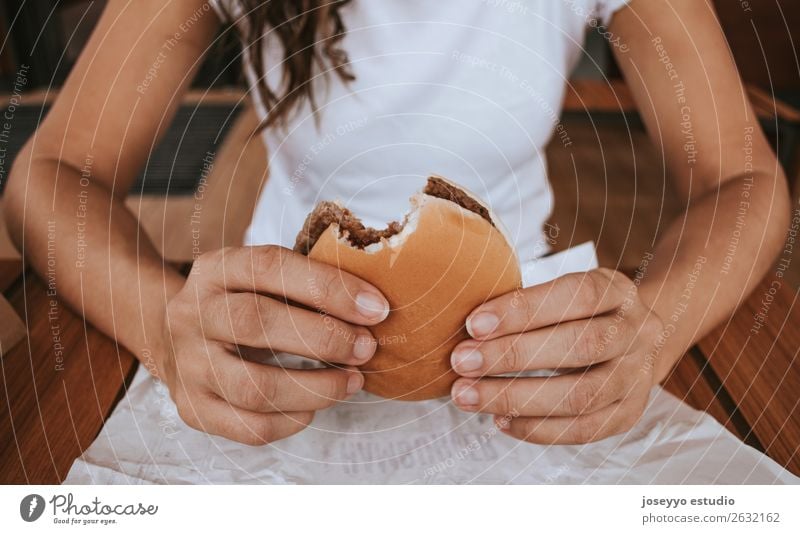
661 271 800 472
1 82 797 482
1 261 798 482
0 264 138 483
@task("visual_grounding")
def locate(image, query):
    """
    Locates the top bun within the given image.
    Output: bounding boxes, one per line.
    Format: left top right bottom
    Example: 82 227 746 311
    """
294 176 522 400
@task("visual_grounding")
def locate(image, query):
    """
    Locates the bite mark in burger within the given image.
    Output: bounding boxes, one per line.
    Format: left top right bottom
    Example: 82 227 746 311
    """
294 176 522 400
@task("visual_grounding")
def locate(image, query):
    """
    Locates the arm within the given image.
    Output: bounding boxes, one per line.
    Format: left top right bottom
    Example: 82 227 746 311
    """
610 0 790 382
4 0 219 366
4 0 388 445
448 0 790 443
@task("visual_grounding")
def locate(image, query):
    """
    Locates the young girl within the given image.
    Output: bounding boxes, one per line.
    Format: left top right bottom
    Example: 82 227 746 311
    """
5 0 789 449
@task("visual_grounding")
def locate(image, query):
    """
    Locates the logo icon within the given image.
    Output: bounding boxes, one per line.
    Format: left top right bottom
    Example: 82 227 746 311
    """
20 494 45 522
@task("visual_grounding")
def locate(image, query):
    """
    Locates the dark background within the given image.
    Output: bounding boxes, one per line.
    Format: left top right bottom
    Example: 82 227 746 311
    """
2 1 798 95
0 0 241 90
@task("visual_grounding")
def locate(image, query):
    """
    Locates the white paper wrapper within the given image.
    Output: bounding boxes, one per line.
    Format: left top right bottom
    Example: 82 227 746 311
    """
65 243 798 484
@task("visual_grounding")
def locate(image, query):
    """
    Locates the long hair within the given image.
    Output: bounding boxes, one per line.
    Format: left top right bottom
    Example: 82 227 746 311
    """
217 0 355 130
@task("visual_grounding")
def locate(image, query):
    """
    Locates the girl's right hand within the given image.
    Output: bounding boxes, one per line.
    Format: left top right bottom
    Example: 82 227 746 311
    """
157 245 389 445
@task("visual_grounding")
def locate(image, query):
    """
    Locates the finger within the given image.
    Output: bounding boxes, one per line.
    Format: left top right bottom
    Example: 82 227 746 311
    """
194 245 390 324
465 268 637 340
206 352 364 412
451 362 627 417
178 393 314 446
451 315 634 376
203 292 377 366
497 397 643 445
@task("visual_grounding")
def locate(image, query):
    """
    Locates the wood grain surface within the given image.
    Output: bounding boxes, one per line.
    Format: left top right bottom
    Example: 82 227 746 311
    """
697 273 800 474
0 272 137 483
1 89 797 482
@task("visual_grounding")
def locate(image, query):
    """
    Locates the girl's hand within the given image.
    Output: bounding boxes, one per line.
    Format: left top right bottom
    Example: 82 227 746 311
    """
157 245 389 445
450 268 664 444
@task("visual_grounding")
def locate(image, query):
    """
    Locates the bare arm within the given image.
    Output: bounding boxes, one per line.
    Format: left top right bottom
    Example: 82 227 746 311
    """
4 0 388 445
449 0 791 444
4 0 219 363
610 0 790 381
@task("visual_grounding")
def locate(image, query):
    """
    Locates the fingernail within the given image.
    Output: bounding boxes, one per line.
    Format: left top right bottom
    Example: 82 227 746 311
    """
355 291 389 321
452 382 479 406
346 373 363 395
451 346 483 373
353 334 377 362
467 312 499 338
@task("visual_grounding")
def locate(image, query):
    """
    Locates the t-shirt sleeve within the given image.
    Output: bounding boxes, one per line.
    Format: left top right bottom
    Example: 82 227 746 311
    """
595 0 631 26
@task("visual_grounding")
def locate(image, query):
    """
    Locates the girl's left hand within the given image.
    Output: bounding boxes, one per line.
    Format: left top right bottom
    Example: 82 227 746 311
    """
450 268 665 444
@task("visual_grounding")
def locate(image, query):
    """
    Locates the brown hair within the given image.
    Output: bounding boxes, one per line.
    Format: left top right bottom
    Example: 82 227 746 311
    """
217 0 354 130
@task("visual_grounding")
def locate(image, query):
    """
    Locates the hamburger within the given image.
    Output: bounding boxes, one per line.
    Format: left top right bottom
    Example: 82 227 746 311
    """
294 176 522 400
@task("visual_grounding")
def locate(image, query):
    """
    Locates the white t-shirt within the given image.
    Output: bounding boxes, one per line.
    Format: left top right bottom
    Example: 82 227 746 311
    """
210 0 630 261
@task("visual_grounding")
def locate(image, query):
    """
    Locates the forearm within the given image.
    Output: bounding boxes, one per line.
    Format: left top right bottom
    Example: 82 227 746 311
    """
637 171 790 383
5 156 185 372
